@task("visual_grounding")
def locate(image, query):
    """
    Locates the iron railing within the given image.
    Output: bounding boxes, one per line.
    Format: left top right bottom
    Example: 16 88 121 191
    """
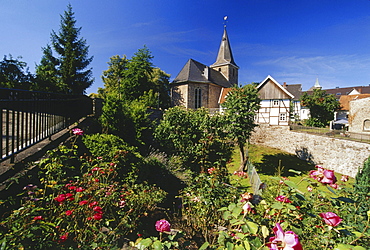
0 88 93 162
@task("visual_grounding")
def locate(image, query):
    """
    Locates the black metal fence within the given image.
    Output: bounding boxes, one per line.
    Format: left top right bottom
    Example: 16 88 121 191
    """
0 88 93 162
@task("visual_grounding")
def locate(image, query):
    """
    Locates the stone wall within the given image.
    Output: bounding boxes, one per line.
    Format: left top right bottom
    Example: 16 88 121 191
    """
250 125 370 177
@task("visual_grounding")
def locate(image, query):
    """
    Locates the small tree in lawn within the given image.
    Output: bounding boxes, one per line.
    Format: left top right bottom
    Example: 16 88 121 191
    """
300 88 340 127
221 84 261 172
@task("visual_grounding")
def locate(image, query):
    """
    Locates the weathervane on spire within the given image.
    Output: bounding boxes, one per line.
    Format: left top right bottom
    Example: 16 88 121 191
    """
223 16 228 28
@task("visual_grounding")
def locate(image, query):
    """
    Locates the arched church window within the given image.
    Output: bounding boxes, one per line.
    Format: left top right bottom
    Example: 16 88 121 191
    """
195 88 202 109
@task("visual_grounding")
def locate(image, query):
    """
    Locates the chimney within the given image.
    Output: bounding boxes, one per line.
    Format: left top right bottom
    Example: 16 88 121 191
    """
283 82 287 88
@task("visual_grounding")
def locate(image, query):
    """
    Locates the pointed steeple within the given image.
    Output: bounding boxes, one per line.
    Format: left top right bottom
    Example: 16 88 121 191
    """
211 27 238 68
308 77 322 91
210 20 239 85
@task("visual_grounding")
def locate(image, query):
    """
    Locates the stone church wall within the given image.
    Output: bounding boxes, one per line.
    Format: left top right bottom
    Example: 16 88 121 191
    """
250 125 370 178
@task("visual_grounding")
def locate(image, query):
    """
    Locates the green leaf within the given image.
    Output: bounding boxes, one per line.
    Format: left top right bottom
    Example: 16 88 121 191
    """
226 241 234 250
261 225 269 238
245 221 259 234
235 244 245 250
271 202 284 209
199 242 210 250
333 197 356 203
136 238 153 250
152 240 163 250
326 185 337 195
232 207 243 218
284 180 299 190
334 244 367 250
243 240 251 250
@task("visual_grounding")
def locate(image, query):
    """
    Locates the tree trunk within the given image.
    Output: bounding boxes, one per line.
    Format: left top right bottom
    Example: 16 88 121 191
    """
238 142 248 172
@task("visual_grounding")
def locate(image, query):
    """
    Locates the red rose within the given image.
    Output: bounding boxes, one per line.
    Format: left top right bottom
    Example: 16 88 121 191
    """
79 200 88 205
319 212 342 227
93 206 103 213
93 213 103 220
33 216 43 221
54 194 66 203
76 187 85 192
65 210 73 216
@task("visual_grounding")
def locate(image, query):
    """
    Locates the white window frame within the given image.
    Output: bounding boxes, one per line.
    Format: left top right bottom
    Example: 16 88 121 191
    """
279 113 287 121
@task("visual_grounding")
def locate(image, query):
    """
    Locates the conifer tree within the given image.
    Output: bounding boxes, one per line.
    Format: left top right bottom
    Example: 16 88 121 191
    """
36 4 93 94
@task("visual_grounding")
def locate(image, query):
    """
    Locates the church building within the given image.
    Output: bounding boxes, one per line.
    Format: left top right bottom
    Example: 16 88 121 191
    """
171 26 239 110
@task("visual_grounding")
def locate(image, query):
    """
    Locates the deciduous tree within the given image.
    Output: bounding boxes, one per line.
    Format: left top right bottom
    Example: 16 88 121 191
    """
0 55 34 90
221 84 261 172
300 88 340 127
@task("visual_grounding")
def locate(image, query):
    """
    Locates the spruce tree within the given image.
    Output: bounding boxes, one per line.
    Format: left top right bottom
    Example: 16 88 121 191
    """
35 45 61 92
36 4 93 94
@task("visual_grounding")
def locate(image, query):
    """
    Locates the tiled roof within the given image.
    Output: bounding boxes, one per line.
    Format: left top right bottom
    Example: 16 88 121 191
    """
285 84 302 100
339 94 370 110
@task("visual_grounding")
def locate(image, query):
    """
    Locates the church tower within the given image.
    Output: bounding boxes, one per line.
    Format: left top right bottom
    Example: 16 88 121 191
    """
210 23 239 86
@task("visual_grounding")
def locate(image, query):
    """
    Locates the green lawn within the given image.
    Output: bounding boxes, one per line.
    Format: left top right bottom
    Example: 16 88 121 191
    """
228 144 355 193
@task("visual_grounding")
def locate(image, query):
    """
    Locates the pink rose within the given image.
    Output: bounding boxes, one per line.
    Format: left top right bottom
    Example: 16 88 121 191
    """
242 202 252 214
72 128 83 135
275 195 292 203
268 223 303 250
320 169 337 185
319 212 342 227
76 187 85 192
155 219 171 232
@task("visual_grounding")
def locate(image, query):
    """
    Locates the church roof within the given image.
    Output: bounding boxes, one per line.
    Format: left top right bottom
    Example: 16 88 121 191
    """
172 59 232 88
210 27 238 68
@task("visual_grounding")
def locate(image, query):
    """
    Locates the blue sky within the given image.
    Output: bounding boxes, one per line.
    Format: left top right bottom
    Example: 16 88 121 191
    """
2 0 370 94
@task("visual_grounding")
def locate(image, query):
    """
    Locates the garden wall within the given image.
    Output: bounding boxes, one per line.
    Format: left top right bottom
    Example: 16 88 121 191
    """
250 125 370 178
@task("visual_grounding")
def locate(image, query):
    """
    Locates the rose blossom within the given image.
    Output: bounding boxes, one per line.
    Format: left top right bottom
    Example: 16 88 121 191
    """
275 195 292 203
33 216 43 221
268 223 303 250
72 128 83 135
65 210 73 216
93 213 103 220
54 194 66 203
307 186 313 192
242 202 252 214
319 212 342 227
79 200 88 205
155 219 171 232
76 187 85 192
59 233 69 243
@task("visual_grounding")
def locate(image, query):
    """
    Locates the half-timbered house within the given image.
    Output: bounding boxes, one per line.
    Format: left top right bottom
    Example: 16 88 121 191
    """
256 75 294 126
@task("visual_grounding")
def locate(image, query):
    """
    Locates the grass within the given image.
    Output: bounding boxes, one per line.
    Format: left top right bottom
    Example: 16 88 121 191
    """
228 144 355 193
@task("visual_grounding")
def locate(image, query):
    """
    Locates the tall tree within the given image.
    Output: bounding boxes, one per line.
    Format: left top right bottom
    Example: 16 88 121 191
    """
300 88 340 127
221 84 261 172
0 55 33 90
101 48 171 108
36 4 93 94
34 45 61 92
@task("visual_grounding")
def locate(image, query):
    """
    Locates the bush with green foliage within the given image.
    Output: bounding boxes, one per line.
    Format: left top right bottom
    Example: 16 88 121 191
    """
355 156 370 196
154 106 234 173
0 132 166 249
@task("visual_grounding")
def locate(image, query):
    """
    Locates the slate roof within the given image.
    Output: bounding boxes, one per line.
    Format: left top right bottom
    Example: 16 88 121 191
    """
210 27 238 68
285 84 302 100
172 59 232 88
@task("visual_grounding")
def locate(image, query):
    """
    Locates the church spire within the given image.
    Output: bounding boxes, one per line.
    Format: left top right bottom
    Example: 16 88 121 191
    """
211 25 238 67
210 17 239 85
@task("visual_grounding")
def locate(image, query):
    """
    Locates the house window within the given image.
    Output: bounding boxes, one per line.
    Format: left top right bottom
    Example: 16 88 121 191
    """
364 120 370 131
279 113 287 121
273 100 279 106
195 88 202 109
